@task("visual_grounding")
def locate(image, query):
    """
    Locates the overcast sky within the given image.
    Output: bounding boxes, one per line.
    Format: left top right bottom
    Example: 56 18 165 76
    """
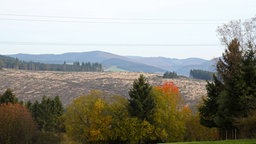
0 0 255 60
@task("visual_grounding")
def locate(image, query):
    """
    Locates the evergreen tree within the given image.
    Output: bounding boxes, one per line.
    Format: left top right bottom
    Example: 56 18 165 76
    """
128 74 155 123
215 39 245 130
201 17 256 139
241 47 256 114
199 39 245 139
28 96 64 132
163 71 178 78
26 100 33 111
0 88 18 104
199 75 223 128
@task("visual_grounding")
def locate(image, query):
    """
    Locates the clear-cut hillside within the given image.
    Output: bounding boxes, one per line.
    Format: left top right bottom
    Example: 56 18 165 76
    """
0 69 207 106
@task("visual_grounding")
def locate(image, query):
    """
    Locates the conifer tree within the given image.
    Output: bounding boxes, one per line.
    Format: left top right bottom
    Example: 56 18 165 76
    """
128 74 155 123
215 39 244 127
200 39 245 139
199 75 223 128
28 96 64 132
241 47 256 114
201 16 256 139
0 88 18 104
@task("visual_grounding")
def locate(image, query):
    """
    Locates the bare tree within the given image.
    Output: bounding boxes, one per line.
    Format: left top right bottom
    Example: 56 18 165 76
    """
217 16 256 51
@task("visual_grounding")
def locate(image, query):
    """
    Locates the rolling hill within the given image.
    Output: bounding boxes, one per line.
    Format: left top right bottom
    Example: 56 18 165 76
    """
129 56 216 76
9 51 216 76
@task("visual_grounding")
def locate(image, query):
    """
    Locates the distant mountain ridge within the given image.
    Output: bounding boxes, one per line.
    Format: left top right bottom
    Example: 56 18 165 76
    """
9 51 216 76
10 51 126 64
129 56 216 76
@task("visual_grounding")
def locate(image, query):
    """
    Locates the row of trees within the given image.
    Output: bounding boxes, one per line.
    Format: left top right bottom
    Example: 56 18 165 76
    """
26 96 64 133
199 17 256 139
65 75 218 143
0 55 103 72
163 71 178 78
0 89 65 144
189 69 215 81
0 75 220 143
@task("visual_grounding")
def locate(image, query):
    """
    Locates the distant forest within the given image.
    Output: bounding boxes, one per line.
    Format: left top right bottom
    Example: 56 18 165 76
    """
189 69 215 80
163 71 178 78
0 55 103 72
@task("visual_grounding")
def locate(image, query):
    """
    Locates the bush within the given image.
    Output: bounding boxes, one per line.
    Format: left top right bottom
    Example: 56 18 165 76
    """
32 131 61 144
184 113 218 141
234 111 256 139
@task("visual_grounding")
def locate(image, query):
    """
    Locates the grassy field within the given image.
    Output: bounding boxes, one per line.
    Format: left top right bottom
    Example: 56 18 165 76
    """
167 139 256 144
105 66 128 72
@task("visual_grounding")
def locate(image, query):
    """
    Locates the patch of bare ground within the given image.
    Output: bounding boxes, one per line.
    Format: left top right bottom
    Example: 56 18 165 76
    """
0 69 206 106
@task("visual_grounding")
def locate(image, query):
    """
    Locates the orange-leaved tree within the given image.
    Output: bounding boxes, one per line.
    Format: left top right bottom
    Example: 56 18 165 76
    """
0 103 36 144
152 82 186 142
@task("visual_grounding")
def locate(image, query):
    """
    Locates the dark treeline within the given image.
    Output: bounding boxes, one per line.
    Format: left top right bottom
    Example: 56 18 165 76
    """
0 55 103 72
163 71 178 78
189 69 215 80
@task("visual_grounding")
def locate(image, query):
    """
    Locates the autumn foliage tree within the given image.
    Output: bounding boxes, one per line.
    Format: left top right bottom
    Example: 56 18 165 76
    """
0 103 35 144
64 90 112 143
65 90 158 144
152 82 186 142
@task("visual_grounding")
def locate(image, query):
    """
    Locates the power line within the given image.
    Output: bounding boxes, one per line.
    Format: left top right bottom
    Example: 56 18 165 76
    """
0 13 226 24
0 13 230 21
0 18 224 24
0 41 220 47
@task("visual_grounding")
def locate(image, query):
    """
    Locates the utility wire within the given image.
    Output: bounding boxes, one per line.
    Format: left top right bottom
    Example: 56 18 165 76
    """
0 41 220 47
0 13 226 24
0 13 229 21
0 18 224 24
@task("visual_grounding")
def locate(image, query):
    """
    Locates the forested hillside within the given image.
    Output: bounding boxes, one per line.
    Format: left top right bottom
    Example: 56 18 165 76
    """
0 55 103 72
10 51 215 75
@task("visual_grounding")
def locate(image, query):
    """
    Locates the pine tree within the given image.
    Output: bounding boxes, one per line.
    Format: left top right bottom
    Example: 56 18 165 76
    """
28 96 64 132
199 75 223 128
241 47 256 114
215 39 245 129
199 39 245 139
0 88 18 104
128 74 155 122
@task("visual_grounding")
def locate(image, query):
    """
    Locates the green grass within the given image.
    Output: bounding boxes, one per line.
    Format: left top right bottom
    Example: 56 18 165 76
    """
165 139 256 144
105 66 128 72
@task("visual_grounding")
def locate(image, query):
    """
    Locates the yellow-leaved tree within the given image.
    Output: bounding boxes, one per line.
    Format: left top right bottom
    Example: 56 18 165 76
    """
64 90 111 143
65 90 156 144
107 95 156 144
152 82 187 142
